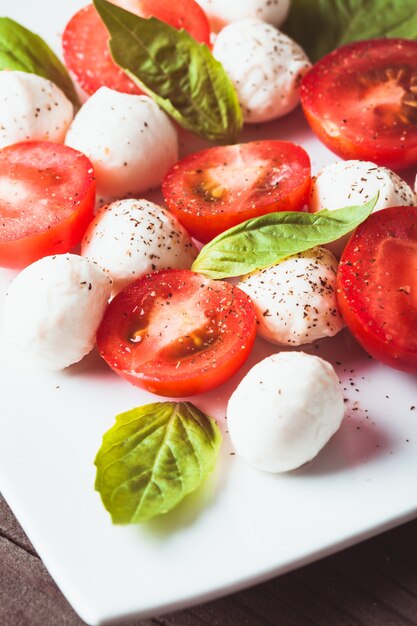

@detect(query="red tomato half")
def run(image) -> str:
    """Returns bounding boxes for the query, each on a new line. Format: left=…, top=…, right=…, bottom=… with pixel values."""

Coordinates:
left=337, top=206, right=417, bottom=373
left=301, top=39, right=417, bottom=169
left=0, top=142, right=95, bottom=269
left=97, top=269, right=257, bottom=397
left=62, top=1, right=211, bottom=96
left=162, top=141, right=311, bottom=242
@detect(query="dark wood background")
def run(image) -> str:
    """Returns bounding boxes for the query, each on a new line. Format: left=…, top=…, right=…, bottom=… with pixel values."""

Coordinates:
left=1, top=494, right=416, bottom=626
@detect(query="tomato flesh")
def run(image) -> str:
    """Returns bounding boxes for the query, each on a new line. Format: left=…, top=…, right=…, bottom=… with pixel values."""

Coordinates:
left=337, top=206, right=417, bottom=372
left=62, top=1, right=211, bottom=96
left=96, top=269, right=257, bottom=396
left=162, top=141, right=311, bottom=242
left=0, top=142, right=95, bottom=269
left=301, top=39, right=417, bottom=169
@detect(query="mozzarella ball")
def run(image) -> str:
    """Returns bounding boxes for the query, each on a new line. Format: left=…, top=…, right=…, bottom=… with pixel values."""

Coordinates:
left=197, top=0, right=290, bottom=31
left=3, top=254, right=112, bottom=370
left=81, top=198, right=198, bottom=293
left=0, top=71, right=73, bottom=148
left=213, top=20, right=311, bottom=123
left=227, top=351, right=345, bottom=473
left=310, top=160, right=416, bottom=256
left=65, top=87, right=178, bottom=198
left=237, top=247, right=343, bottom=346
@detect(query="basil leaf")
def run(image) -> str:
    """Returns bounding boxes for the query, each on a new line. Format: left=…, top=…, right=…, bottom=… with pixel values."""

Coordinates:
left=284, top=0, right=417, bottom=62
left=93, top=0, right=243, bottom=143
left=192, top=196, right=377, bottom=279
left=95, top=402, right=222, bottom=524
left=0, top=18, right=79, bottom=107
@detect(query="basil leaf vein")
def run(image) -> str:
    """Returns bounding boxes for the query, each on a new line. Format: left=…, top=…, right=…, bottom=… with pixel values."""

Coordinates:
left=93, top=0, right=243, bottom=143
left=0, top=17, right=79, bottom=107
left=95, top=402, right=222, bottom=524
left=192, top=196, right=377, bottom=279
left=284, top=0, right=417, bottom=62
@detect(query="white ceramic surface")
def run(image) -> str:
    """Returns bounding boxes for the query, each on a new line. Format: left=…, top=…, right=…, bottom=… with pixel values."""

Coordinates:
left=0, top=2, right=417, bottom=625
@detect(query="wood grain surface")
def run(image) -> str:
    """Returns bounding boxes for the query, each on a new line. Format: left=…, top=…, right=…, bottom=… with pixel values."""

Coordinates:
left=1, top=494, right=416, bottom=626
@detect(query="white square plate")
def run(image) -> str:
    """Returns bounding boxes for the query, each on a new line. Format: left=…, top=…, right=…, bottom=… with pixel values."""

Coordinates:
left=1, top=2, right=417, bottom=624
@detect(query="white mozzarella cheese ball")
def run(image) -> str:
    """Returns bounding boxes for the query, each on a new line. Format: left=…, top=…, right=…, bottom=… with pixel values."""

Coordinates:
left=310, top=160, right=416, bottom=256
left=197, top=0, right=290, bottom=31
left=213, top=19, right=311, bottom=123
left=65, top=87, right=178, bottom=198
left=237, top=247, right=343, bottom=346
left=227, top=351, right=345, bottom=473
left=3, top=254, right=112, bottom=370
left=81, top=198, right=198, bottom=293
left=0, top=71, right=73, bottom=148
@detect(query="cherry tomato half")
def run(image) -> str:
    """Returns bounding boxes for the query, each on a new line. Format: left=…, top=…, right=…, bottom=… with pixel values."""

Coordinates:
left=337, top=206, right=417, bottom=373
left=301, top=39, right=417, bottom=169
left=0, top=142, right=95, bottom=269
left=162, top=140, right=311, bottom=242
left=62, top=1, right=211, bottom=96
left=96, top=268, right=257, bottom=397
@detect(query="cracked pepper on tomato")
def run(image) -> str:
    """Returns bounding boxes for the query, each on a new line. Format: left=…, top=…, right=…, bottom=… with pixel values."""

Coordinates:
left=162, top=140, right=311, bottom=242
left=337, top=206, right=417, bottom=373
left=96, top=269, right=258, bottom=397
left=0, top=142, right=95, bottom=269
left=301, top=38, right=417, bottom=169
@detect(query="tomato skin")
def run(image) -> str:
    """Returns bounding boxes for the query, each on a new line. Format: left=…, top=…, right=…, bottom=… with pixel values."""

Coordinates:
left=301, top=39, right=417, bottom=169
left=162, top=141, right=311, bottom=243
left=337, top=206, right=417, bottom=373
left=0, top=142, right=95, bottom=269
left=96, top=269, right=257, bottom=397
left=62, top=2, right=211, bottom=96
left=134, top=0, right=211, bottom=45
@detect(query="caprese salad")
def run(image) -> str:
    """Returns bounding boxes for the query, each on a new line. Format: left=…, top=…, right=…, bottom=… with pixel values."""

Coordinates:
left=1, top=0, right=416, bottom=523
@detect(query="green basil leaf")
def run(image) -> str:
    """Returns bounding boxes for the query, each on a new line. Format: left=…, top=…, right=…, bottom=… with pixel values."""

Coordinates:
left=0, top=17, right=79, bottom=107
left=93, top=0, right=243, bottom=144
left=284, top=0, right=417, bottom=62
left=95, top=402, right=222, bottom=524
left=192, top=196, right=377, bottom=279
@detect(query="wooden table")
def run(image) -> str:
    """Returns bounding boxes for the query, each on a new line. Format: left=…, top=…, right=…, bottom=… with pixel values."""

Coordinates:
left=1, top=494, right=416, bottom=626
